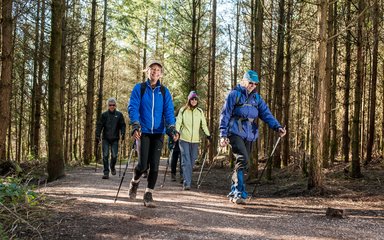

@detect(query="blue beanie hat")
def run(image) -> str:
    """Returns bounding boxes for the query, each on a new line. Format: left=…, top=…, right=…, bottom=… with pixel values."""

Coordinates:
left=243, top=70, right=259, bottom=83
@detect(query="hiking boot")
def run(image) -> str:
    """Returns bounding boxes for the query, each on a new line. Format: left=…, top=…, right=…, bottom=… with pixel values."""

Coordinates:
left=143, top=192, right=156, bottom=208
left=183, top=185, right=191, bottom=191
left=111, top=169, right=116, bottom=176
left=231, top=197, right=246, bottom=205
left=128, top=180, right=140, bottom=199
left=142, top=171, right=148, bottom=178
left=171, top=173, right=176, bottom=182
left=102, top=175, right=109, bottom=179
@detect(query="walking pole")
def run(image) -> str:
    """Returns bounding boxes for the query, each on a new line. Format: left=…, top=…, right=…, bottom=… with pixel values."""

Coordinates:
left=161, top=141, right=174, bottom=188
left=114, top=142, right=136, bottom=203
left=197, top=147, right=227, bottom=189
left=196, top=147, right=209, bottom=186
left=95, top=139, right=101, bottom=172
left=119, top=139, right=124, bottom=177
left=249, top=136, right=281, bottom=200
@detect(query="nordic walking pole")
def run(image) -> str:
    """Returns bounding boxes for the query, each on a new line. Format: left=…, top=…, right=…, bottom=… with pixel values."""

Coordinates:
left=161, top=140, right=174, bottom=188
left=114, top=142, right=136, bottom=203
left=95, top=139, right=101, bottom=172
left=197, top=147, right=225, bottom=189
left=119, top=139, right=124, bottom=177
left=249, top=136, right=281, bottom=199
left=196, top=146, right=209, bottom=186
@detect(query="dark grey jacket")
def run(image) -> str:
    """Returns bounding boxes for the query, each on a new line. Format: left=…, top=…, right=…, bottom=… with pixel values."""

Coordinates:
left=95, top=110, right=126, bottom=141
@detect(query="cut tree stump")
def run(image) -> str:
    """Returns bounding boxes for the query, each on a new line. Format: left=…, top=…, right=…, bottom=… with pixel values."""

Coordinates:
left=326, top=207, right=348, bottom=218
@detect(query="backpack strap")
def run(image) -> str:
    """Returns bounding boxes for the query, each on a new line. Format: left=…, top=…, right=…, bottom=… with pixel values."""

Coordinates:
left=140, top=82, right=166, bottom=102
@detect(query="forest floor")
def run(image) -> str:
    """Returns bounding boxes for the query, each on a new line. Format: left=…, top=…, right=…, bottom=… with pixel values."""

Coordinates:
left=15, top=157, right=384, bottom=239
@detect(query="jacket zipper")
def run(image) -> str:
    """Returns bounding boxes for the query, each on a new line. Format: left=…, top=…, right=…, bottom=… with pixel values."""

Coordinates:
left=191, top=109, right=194, bottom=142
left=151, top=88, right=155, bottom=133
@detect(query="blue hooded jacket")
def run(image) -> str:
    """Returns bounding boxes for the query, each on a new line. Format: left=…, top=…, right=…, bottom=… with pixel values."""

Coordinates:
left=219, top=84, right=282, bottom=141
left=128, top=79, right=175, bottom=134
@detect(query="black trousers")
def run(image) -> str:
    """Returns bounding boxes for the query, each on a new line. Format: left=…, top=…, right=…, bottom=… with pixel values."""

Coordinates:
left=133, top=133, right=164, bottom=189
left=229, top=135, right=252, bottom=171
left=170, top=140, right=183, bottom=176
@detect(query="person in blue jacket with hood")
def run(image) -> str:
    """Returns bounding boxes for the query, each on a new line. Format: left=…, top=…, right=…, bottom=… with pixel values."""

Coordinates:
left=219, top=70, right=286, bottom=204
left=128, top=60, right=179, bottom=208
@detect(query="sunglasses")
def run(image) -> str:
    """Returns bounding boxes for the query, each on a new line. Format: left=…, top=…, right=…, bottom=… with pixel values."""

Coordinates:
left=109, top=104, right=116, bottom=106
left=190, top=98, right=198, bottom=101
left=248, top=81, right=258, bottom=86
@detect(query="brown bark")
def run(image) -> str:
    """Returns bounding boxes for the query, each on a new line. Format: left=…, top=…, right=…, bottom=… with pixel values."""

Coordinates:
left=142, top=11, right=148, bottom=82
left=0, top=0, right=13, bottom=161
left=342, top=0, right=352, bottom=163
left=350, top=0, right=365, bottom=178
left=190, top=0, right=198, bottom=91
left=233, top=1, right=240, bottom=88
left=323, top=0, right=333, bottom=168
left=308, top=0, right=327, bottom=191
left=83, top=0, right=97, bottom=165
left=30, top=0, right=41, bottom=158
left=365, top=0, right=379, bottom=166
left=272, top=0, right=285, bottom=169
left=282, top=0, right=293, bottom=167
left=94, top=0, right=108, bottom=164
left=47, top=0, right=65, bottom=181
left=208, top=0, right=217, bottom=162
left=330, top=1, right=338, bottom=164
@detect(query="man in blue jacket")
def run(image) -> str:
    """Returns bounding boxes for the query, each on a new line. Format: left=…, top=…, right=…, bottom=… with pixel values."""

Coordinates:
left=128, top=60, right=179, bottom=208
left=219, top=70, right=286, bottom=204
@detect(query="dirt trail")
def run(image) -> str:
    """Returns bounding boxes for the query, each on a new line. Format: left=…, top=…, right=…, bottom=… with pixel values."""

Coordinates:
left=37, top=160, right=384, bottom=240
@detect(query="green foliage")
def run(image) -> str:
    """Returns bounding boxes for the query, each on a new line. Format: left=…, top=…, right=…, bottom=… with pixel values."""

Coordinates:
left=0, top=177, right=39, bottom=207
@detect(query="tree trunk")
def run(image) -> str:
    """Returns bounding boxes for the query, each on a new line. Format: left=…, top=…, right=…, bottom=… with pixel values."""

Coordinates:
left=47, top=0, right=65, bottom=181
left=272, top=0, right=285, bottom=169
left=342, top=0, right=352, bottom=163
left=365, top=0, right=378, bottom=166
left=249, top=0, right=263, bottom=179
left=250, top=0, right=255, bottom=69
left=350, top=0, right=365, bottom=178
left=61, top=0, right=68, bottom=162
left=30, top=0, right=41, bottom=158
left=208, top=0, right=217, bottom=162
left=233, top=1, right=240, bottom=88
left=95, top=0, right=108, bottom=164
left=254, top=0, right=263, bottom=73
left=308, top=0, right=327, bottom=191
left=330, top=0, right=338, bottom=164
left=0, top=0, right=13, bottom=161
left=142, top=11, right=148, bottom=82
left=190, top=0, right=198, bottom=91
left=83, top=0, right=97, bottom=165
left=17, top=29, right=28, bottom=163
left=282, top=0, right=293, bottom=167
left=323, top=0, right=333, bottom=168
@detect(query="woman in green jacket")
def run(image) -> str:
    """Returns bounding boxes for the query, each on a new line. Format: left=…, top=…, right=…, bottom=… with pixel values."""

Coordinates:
left=176, top=91, right=211, bottom=190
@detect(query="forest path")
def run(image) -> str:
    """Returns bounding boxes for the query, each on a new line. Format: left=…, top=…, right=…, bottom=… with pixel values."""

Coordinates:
left=38, top=160, right=384, bottom=240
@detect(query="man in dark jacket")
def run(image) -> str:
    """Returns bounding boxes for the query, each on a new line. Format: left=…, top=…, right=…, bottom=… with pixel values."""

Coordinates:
left=128, top=60, right=179, bottom=208
left=96, top=97, right=126, bottom=179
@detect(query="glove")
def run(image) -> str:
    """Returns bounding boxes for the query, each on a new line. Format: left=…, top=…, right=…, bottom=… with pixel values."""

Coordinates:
left=206, top=135, right=212, bottom=141
left=166, top=126, right=178, bottom=138
left=131, top=122, right=141, bottom=136
left=278, top=127, right=286, bottom=137
left=121, top=134, right=125, bottom=140
left=168, top=139, right=175, bottom=149
left=219, top=137, right=229, bottom=147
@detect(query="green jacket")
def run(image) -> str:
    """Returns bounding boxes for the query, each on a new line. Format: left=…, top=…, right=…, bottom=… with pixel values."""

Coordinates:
left=176, top=106, right=210, bottom=143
